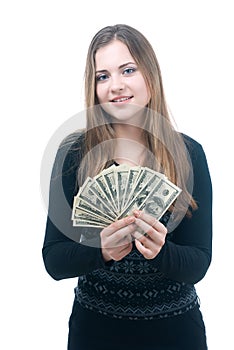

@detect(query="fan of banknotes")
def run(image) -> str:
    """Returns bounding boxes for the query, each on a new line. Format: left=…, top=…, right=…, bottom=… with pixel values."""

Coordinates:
left=72, top=164, right=182, bottom=228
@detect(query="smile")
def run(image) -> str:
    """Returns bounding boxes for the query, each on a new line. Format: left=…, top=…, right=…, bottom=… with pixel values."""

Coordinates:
left=111, top=96, right=133, bottom=103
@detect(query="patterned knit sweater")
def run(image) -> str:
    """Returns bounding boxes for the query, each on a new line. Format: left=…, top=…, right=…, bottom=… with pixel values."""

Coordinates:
left=43, top=132, right=212, bottom=320
left=75, top=245, right=198, bottom=320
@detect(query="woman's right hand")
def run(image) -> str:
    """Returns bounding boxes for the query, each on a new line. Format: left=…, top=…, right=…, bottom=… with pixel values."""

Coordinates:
left=100, top=216, right=136, bottom=262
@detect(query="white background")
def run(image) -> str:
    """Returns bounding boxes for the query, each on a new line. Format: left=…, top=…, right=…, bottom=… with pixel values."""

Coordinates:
left=1, top=1, right=233, bottom=349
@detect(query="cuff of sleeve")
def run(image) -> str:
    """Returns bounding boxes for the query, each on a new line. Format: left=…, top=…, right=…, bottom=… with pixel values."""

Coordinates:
left=98, top=248, right=115, bottom=268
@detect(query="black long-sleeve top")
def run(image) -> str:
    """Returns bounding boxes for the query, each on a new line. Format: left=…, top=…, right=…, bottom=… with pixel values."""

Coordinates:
left=42, top=132, right=212, bottom=320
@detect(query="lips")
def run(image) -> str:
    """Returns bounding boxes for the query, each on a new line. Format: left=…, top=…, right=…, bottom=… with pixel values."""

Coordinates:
left=111, top=96, right=133, bottom=103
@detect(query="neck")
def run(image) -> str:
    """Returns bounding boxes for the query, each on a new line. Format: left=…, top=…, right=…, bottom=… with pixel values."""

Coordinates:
left=114, top=136, right=147, bottom=167
left=113, top=123, right=145, bottom=143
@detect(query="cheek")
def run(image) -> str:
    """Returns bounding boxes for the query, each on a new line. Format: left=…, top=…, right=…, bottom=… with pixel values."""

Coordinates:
left=96, top=84, right=107, bottom=103
left=144, top=87, right=151, bottom=105
left=136, top=76, right=151, bottom=103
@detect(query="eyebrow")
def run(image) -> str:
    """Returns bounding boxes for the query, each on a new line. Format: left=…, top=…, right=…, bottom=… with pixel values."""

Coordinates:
left=95, top=61, right=136, bottom=74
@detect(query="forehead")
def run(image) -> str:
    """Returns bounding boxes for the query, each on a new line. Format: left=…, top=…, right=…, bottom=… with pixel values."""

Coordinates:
left=95, top=40, right=134, bottom=70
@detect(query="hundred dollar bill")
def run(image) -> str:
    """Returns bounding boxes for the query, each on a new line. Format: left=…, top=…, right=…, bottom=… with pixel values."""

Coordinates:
left=121, top=165, right=141, bottom=209
left=73, top=207, right=112, bottom=225
left=114, top=164, right=131, bottom=213
left=76, top=177, right=116, bottom=217
left=139, top=178, right=182, bottom=220
left=88, top=175, right=115, bottom=211
left=71, top=165, right=181, bottom=228
left=98, top=166, right=119, bottom=212
left=74, top=197, right=116, bottom=222
left=73, top=219, right=107, bottom=228
left=122, top=167, right=163, bottom=211
left=119, top=170, right=164, bottom=218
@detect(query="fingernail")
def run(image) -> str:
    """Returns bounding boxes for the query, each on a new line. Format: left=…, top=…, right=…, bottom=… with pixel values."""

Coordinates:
left=133, top=210, right=141, bottom=217
left=127, top=216, right=135, bottom=224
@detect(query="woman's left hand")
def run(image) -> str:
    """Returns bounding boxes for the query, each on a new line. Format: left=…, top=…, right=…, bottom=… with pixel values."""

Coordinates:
left=132, top=210, right=167, bottom=259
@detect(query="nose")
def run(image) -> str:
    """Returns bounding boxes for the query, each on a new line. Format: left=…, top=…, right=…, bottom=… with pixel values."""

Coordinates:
left=110, top=74, right=125, bottom=92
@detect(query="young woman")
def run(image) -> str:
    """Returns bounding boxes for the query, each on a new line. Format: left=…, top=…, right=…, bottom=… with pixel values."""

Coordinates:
left=42, top=24, right=212, bottom=349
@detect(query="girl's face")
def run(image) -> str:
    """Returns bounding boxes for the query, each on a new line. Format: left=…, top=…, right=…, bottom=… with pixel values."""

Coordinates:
left=95, top=40, right=151, bottom=124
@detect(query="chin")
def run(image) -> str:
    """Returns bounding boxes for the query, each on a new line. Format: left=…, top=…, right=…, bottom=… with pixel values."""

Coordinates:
left=101, top=102, right=146, bottom=126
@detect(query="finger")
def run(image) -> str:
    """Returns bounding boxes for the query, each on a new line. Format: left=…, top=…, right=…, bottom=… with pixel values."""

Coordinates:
left=117, top=226, right=136, bottom=245
left=103, top=223, right=136, bottom=248
left=131, top=229, right=146, bottom=240
left=133, top=210, right=167, bottom=234
left=119, top=241, right=132, bottom=253
left=134, top=238, right=156, bottom=259
left=133, top=218, right=165, bottom=247
left=113, top=242, right=133, bottom=261
left=132, top=230, right=155, bottom=249
left=135, top=219, right=155, bottom=239
left=102, top=216, right=135, bottom=237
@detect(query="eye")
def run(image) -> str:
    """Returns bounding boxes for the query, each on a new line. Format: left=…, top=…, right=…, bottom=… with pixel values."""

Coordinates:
left=123, top=67, right=137, bottom=75
left=96, top=73, right=109, bottom=82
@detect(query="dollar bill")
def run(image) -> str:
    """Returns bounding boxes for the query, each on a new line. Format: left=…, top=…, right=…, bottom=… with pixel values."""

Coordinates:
left=122, top=167, right=162, bottom=211
left=114, top=164, right=131, bottom=213
left=121, top=165, right=141, bottom=209
left=139, top=178, right=182, bottom=220
left=72, top=164, right=182, bottom=228
left=74, top=197, right=116, bottom=222
left=94, top=166, right=118, bottom=212
left=77, top=177, right=117, bottom=217
left=73, top=207, right=112, bottom=225
left=73, top=219, right=107, bottom=228
left=119, top=170, right=164, bottom=218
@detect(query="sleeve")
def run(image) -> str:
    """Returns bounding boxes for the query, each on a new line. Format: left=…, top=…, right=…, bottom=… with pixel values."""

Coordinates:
left=42, top=139, right=106, bottom=281
left=150, top=140, right=212, bottom=284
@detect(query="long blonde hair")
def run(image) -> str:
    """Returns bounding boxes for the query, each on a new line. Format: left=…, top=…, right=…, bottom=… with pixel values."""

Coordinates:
left=78, top=24, right=197, bottom=216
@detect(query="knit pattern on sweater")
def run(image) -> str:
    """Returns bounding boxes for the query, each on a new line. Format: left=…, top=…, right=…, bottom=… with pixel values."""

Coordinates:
left=75, top=246, right=198, bottom=320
